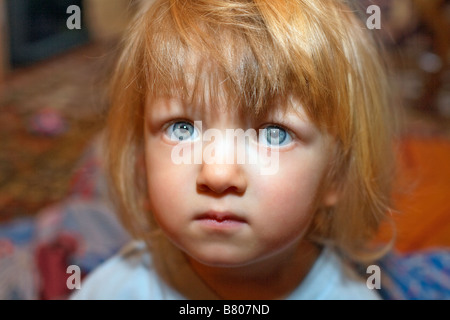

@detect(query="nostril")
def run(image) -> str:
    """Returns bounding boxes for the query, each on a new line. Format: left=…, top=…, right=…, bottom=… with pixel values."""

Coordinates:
left=197, top=183, right=244, bottom=195
left=197, top=183, right=210, bottom=193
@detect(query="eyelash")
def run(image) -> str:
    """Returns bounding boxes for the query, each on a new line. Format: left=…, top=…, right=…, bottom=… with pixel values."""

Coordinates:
left=163, top=120, right=294, bottom=147
left=258, top=125, right=293, bottom=147
left=165, top=120, right=199, bottom=142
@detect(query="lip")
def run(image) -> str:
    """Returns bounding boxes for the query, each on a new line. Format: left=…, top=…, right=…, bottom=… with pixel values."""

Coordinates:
left=194, top=210, right=247, bottom=228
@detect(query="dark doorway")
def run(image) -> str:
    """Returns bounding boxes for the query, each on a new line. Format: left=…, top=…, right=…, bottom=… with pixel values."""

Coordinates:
left=6, top=0, right=89, bottom=68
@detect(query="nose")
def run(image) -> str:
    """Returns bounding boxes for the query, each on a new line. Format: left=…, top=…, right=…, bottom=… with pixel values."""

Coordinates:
left=196, top=162, right=247, bottom=194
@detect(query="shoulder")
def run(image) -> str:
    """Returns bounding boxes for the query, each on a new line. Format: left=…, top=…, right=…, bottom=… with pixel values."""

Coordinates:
left=322, top=249, right=381, bottom=300
left=288, top=247, right=381, bottom=300
left=70, top=241, right=171, bottom=300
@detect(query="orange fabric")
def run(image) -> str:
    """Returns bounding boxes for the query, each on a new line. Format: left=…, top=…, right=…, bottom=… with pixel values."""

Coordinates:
left=377, top=136, right=450, bottom=253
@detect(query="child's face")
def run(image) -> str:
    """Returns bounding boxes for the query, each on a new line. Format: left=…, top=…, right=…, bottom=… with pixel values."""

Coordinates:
left=144, top=96, right=336, bottom=268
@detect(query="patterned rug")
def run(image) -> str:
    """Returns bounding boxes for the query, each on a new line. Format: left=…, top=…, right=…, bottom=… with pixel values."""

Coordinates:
left=0, top=43, right=115, bottom=223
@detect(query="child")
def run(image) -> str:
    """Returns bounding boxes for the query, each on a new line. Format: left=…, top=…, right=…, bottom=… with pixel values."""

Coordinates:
left=72, top=0, right=396, bottom=300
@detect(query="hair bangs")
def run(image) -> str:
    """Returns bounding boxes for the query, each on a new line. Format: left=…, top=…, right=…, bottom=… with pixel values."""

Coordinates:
left=136, top=0, right=373, bottom=138
left=139, top=0, right=316, bottom=118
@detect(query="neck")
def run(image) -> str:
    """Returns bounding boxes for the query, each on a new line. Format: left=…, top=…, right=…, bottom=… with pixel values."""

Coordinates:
left=187, top=241, right=321, bottom=300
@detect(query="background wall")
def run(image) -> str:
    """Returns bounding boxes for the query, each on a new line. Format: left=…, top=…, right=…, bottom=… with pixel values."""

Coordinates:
left=0, top=0, right=135, bottom=79
left=84, top=0, right=135, bottom=42
left=0, top=0, right=9, bottom=82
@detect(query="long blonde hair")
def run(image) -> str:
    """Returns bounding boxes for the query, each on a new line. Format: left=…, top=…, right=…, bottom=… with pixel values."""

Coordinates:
left=105, top=0, right=396, bottom=262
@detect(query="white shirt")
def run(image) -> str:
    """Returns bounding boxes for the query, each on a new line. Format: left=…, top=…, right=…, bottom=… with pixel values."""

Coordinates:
left=71, top=237, right=380, bottom=300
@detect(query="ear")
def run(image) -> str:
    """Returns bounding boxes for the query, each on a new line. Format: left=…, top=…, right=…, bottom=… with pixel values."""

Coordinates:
left=322, top=187, right=339, bottom=207
left=322, top=141, right=341, bottom=207
left=320, top=174, right=341, bottom=207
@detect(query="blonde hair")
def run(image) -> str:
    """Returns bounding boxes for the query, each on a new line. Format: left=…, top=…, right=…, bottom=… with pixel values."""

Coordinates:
left=105, top=0, right=396, bottom=262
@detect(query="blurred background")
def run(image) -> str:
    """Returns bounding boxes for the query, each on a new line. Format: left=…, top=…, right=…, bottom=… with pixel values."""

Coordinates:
left=0, top=0, right=449, bottom=300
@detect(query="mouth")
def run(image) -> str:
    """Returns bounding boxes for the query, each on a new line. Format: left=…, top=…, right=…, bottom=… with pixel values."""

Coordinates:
left=194, top=210, right=247, bottom=228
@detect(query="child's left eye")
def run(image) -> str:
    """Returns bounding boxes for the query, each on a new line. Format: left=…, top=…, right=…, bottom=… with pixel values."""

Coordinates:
left=259, top=125, right=292, bottom=147
left=166, top=121, right=199, bottom=141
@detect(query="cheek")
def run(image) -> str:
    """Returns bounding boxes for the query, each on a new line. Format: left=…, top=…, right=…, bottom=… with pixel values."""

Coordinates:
left=145, top=144, right=198, bottom=229
left=255, top=177, right=317, bottom=232
left=256, top=155, right=326, bottom=211
left=145, top=145, right=181, bottom=218
left=251, top=156, right=328, bottom=238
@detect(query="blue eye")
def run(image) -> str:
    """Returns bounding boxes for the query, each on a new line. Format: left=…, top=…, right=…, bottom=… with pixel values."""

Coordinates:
left=166, top=121, right=199, bottom=141
left=259, top=125, right=292, bottom=146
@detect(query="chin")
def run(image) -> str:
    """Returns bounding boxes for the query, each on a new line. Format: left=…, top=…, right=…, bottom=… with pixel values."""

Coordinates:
left=186, top=247, right=257, bottom=268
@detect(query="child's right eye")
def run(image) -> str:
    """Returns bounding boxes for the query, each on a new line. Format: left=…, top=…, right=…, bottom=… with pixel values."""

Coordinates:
left=165, top=121, right=199, bottom=141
